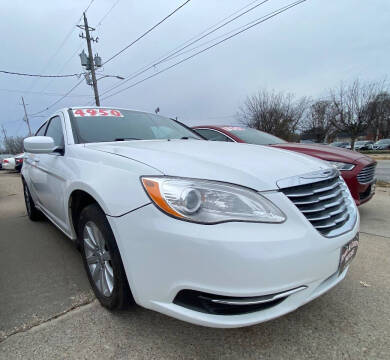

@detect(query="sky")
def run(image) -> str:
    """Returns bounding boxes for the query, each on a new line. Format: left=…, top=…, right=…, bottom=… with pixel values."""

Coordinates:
left=1, top=0, right=389, bottom=138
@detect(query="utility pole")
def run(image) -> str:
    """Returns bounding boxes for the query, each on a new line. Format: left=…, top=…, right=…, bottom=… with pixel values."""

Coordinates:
left=21, top=96, right=32, bottom=136
left=79, top=13, right=100, bottom=106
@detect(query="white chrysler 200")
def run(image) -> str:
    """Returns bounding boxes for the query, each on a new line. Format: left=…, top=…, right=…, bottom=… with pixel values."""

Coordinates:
left=22, top=107, right=359, bottom=328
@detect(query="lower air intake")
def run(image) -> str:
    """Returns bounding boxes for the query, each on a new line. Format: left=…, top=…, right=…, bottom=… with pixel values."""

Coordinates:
left=173, top=287, right=306, bottom=315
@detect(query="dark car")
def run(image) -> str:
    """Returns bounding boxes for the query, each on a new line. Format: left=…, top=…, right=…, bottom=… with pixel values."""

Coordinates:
left=193, top=126, right=377, bottom=206
left=373, top=139, right=390, bottom=150
left=15, top=154, right=24, bottom=172
left=330, top=141, right=350, bottom=149
left=354, top=141, right=374, bottom=151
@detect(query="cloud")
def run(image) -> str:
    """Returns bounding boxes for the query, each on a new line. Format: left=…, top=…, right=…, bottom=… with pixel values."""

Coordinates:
left=1, top=0, right=389, bottom=137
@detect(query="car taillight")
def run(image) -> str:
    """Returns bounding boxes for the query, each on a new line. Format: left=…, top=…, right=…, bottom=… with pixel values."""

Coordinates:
left=3, top=159, right=8, bottom=164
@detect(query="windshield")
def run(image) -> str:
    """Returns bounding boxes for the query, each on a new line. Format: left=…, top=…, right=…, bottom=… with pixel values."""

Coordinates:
left=224, top=127, right=286, bottom=145
left=68, top=108, right=201, bottom=143
left=376, top=139, right=390, bottom=144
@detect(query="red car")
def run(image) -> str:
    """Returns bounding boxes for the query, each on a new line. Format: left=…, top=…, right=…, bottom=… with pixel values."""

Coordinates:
left=192, top=126, right=376, bottom=206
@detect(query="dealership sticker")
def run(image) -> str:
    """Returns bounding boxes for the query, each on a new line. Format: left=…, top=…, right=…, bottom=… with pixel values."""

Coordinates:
left=72, top=109, right=124, bottom=117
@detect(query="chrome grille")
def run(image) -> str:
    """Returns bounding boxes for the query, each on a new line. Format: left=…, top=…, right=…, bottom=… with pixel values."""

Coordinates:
left=279, top=172, right=356, bottom=237
left=357, top=163, right=376, bottom=184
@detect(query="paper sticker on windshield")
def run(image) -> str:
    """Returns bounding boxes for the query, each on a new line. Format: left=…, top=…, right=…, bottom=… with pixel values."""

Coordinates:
left=222, top=126, right=244, bottom=131
left=72, top=109, right=124, bottom=117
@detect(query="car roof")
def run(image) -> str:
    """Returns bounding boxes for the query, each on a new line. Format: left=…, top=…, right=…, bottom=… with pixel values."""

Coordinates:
left=59, top=106, right=154, bottom=114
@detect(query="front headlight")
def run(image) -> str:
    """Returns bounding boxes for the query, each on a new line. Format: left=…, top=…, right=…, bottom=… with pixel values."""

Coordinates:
left=141, top=177, right=286, bottom=224
left=327, top=161, right=355, bottom=171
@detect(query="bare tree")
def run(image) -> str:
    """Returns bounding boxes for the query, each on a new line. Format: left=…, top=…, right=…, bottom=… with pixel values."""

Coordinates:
left=2, top=136, right=25, bottom=154
left=367, top=92, right=390, bottom=140
left=301, top=100, right=335, bottom=143
left=329, top=79, right=386, bottom=149
left=237, top=89, right=309, bottom=141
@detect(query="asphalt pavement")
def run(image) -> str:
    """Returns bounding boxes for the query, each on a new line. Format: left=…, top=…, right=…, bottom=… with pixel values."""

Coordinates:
left=376, top=160, right=390, bottom=182
left=0, top=171, right=389, bottom=359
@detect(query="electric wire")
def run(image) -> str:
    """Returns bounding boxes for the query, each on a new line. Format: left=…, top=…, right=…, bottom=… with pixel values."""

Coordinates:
left=99, top=0, right=270, bottom=97
left=39, top=0, right=118, bottom=94
left=0, top=88, right=90, bottom=97
left=26, top=0, right=96, bottom=92
left=30, top=78, right=85, bottom=116
left=100, top=0, right=307, bottom=102
left=103, top=0, right=192, bottom=66
left=0, top=70, right=82, bottom=78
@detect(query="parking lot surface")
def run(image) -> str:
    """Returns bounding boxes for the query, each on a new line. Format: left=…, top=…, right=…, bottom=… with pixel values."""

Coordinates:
left=376, top=160, right=390, bottom=182
left=0, top=171, right=389, bottom=359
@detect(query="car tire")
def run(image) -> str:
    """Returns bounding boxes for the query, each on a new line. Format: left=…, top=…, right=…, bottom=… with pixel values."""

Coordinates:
left=78, top=203, right=133, bottom=310
left=23, top=180, right=43, bottom=221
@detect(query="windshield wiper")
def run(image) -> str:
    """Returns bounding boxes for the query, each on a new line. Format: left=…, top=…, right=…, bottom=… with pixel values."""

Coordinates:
left=114, top=137, right=141, bottom=141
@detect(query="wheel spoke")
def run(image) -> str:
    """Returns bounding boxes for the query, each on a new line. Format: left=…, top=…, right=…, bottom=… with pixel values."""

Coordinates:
left=104, top=266, right=114, bottom=294
left=101, top=251, right=111, bottom=262
left=101, top=266, right=110, bottom=296
left=84, top=236, right=97, bottom=252
left=91, top=264, right=102, bottom=286
left=85, top=225, right=98, bottom=248
left=93, top=226, right=105, bottom=250
left=83, top=221, right=114, bottom=297
left=86, top=254, right=99, bottom=264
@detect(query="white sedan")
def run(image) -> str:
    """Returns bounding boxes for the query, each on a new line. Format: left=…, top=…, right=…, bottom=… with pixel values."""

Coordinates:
left=1, top=155, right=16, bottom=170
left=22, top=107, right=359, bottom=328
left=1, top=153, right=24, bottom=171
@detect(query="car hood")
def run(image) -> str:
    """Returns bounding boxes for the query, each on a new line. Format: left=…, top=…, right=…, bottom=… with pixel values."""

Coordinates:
left=86, top=140, right=331, bottom=191
left=271, top=143, right=369, bottom=164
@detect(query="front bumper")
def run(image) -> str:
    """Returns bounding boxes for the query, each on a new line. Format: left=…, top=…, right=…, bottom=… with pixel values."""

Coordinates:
left=342, top=157, right=376, bottom=206
left=108, top=192, right=359, bottom=328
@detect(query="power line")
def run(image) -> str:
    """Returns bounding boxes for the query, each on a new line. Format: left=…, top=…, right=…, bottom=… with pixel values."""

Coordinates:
left=103, top=0, right=192, bottom=66
left=26, top=0, right=97, bottom=92
left=84, top=0, right=96, bottom=13
left=37, top=1, right=120, bottom=99
left=23, top=0, right=99, bottom=116
left=37, top=44, right=84, bottom=94
left=0, top=88, right=90, bottom=97
left=30, top=78, right=85, bottom=116
left=97, top=0, right=121, bottom=27
left=150, top=5, right=288, bottom=68
left=146, top=0, right=270, bottom=69
left=99, top=0, right=270, bottom=97
left=38, top=2, right=104, bottom=93
left=100, top=0, right=307, bottom=102
left=0, top=70, right=82, bottom=78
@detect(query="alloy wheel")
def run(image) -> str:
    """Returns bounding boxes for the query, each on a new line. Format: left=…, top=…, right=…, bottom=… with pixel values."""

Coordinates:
left=83, top=221, right=114, bottom=297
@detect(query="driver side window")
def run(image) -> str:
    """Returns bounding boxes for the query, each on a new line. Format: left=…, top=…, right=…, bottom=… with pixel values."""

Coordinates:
left=35, top=122, right=47, bottom=136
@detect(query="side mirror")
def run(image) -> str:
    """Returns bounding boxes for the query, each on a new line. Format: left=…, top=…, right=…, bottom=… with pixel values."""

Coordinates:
left=24, top=136, right=56, bottom=154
